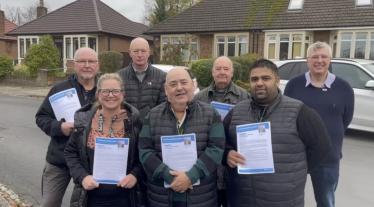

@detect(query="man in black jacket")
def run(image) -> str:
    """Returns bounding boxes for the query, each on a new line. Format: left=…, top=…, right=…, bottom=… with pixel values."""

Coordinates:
left=139, top=67, right=225, bottom=207
left=35, top=47, right=99, bottom=207
left=118, top=37, right=167, bottom=120
left=223, top=59, right=332, bottom=207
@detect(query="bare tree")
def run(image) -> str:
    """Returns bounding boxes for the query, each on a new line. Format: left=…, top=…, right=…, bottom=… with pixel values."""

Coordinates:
left=4, top=1, right=50, bottom=26
left=4, top=5, right=22, bottom=25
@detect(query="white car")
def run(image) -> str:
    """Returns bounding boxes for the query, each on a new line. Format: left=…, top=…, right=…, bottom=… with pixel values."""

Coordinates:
left=273, top=58, right=374, bottom=133
left=153, top=64, right=200, bottom=95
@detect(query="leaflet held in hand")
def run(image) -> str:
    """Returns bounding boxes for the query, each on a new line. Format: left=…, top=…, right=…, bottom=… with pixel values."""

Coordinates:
left=161, top=133, right=200, bottom=188
left=93, top=137, right=129, bottom=184
left=236, top=122, right=275, bottom=174
left=210, top=101, right=235, bottom=120
left=49, top=88, right=81, bottom=123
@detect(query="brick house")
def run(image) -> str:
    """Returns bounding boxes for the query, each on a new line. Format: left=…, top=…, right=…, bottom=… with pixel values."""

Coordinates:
left=6, top=0, right=152, bottom=70
left=0, top=6, right=18, bottom=61
left=144, top=0, right=374, bottom=62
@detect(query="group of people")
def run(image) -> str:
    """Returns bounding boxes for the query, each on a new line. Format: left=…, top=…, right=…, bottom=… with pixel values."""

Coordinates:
left=35, top=37, right=354, bottom=207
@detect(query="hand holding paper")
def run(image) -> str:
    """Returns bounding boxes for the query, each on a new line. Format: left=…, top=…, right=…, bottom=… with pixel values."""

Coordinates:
left=118, top=174, right=137, bottom=189
left=82, top=175, right=99, bottom=190
left=227, top=150, right=246, bottom=168
left=61, top=122, right=74, bottom=136
left=169, top=171, right=193, bottom=193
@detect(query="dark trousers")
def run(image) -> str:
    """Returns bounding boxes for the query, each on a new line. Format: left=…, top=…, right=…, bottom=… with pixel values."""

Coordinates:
left=41, top=162, right=71, bottom=207
left=217, top=189, right=228, bottom=207
left=172, top=201, right=187, bottom=207
left=310, top=166, right=340, bottom=207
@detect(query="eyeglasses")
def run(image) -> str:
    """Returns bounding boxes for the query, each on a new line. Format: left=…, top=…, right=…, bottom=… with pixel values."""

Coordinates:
left=75, top=60, right=98, bottom=66
left=308, top=55, right=331, bottom=61
left=99, top=89, right=123, bottom=96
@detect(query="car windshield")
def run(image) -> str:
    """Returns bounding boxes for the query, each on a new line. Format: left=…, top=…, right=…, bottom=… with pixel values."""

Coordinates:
left=362, top=63, right=374, bottom=74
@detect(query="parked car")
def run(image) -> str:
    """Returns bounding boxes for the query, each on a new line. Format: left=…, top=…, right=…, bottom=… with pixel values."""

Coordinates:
left=152, top=64, right=200, bottom=95
left=273, top=58, right=374, bottom=133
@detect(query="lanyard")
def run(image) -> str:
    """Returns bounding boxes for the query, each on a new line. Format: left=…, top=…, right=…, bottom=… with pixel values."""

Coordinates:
left=99, top=114, right=117, bottom=138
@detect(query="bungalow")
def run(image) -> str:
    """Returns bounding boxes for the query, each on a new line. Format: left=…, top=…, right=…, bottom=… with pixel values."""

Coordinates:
left=144, top=0, right=374, bottom=62
left=6, top=0, right=153, bottom=69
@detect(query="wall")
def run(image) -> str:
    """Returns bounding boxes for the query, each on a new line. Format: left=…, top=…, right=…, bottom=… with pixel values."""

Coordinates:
left=313, top=31, right=331, bottom=44
left=0, top=40, right=18, bottom=60
left=198, top=34, right=214, bottom=59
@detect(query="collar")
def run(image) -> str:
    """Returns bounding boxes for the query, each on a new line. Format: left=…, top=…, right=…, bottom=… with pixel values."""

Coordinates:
left=305, top=71, right=336, bottom=88
left=208, top=81, right=239, bottom=95
left=171, top=107, right=188, bottom=126
left=132, top=63, right=148, bottom=73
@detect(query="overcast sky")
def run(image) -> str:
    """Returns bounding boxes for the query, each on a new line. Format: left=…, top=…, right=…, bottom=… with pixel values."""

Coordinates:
left=0, top=0, right=145, bottom=24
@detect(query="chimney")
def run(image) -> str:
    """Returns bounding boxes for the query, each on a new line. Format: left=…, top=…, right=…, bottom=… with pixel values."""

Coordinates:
left=37, top=0, right=48, bottom=18
left=0, top=4, right=5, bottom=37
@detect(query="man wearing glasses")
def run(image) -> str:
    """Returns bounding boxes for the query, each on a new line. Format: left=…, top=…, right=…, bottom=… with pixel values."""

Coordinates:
left=35, top=47, right=99, bottom=207
left=118, top=37, right=167, bottom=120
left=284, top=42, right=354, bottom=207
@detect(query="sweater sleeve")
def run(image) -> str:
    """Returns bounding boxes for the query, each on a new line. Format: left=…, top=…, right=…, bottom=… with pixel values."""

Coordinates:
left=343, top=85, right=354, bottom=130
left=138, top=113, right=174, bottom=184
left=297, top=104, right=332, bottom=173
left=185, top=109, right=226, bottom=184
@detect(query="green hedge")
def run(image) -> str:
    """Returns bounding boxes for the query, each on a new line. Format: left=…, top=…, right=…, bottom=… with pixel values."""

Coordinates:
left=229, top=53, right=262, bottom=82
left=98, top=51, right=123, bottom=73
left=0, top=54, right=14, bottom=77
left=24, top=35, right=60, bottom=77
left=191, top=58, right=243, bottom=88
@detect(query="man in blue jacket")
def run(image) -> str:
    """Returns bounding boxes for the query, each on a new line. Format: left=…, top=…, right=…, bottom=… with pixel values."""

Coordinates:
left=284, top=41, right=354, bottom=207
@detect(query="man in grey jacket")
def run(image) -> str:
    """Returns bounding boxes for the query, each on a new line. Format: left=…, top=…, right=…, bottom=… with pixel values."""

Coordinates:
left=195, top=56, right=250, bottom=207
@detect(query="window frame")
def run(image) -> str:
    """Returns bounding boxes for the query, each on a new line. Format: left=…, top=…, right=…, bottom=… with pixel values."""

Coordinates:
left=63, top=35, right=98, bottom=61
left=264, top=31, right=312, bottom=61
left=17, top=36, right=40, bottom=61
left=356, top=0, right=373, bottom=7
left=288, top=0, right=305, bottom=11
left=336, top=30, right=374, bottom=59
left=160, top=35, right=199, bottom=61
left=213, top=33, right=249, bottom=57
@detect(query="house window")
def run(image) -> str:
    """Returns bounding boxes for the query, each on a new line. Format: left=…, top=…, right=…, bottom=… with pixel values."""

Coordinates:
left=214, top=34, right=248, bottom=57
left=354, top=33, right=367, bottom=59
left=18, top=36, right=40, bottom=59
left=288, top=0, right=304, bottom=11
left=217, top=36, right=225, bottom=56
left=267, top=35, right=276, bottom=60
left=356, top=0, right=373, bottom=7
left=370, top=33, right=374, bottom=60
left=238, top=36, right=247, bottom=56
left=340, top=33, right=352, bottom=58
left=292, top=34, right=302, bottom=58
left=64, top=35, right=98, bottom=60
left=161, top=35, right=198, bottom=61
left=305, top=36, right=310, bottom=58
left=279, top=35, right=290, bottom=60
left=332, top=35, right=338, bottom=58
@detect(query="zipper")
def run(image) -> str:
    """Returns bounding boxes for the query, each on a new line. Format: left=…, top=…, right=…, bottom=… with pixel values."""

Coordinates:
left=259, top=106, right=268, bottom=122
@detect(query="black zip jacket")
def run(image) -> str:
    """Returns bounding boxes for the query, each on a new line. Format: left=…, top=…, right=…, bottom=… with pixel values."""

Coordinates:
left=64, top=102, right=147, bottom=207
left=35, top=74, right=97, bottom=167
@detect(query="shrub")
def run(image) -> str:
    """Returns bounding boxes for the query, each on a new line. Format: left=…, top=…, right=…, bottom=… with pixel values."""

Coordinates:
left=230, top=53, right=262, bottom=82
left=24, top=35, right=60, bottom=77
left=0, top=54, right=14, bottom=77
left=191, top=58, right=243, bottom=88
left=98, top=51, right=123, bottom=73
left=235, top=80, right=251, bottom=92
left=13, top=64, right=30, bottom=77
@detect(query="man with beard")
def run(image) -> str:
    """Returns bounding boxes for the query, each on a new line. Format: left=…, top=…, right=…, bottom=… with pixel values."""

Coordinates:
left=139, top=67, right=225, bottom=207
left=118, top=37, right=167, bottom=120
left=195, top=56, right=249, bottom=207
left=35, top=47, right=99, bottom=207
left=223, top=59, right=332, bottom=207
left=284, top=42, right=354, bottom=207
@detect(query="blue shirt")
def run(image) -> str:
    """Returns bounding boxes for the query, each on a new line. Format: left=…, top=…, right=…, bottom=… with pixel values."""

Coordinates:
left=305, top=71, right=336, bottom=88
